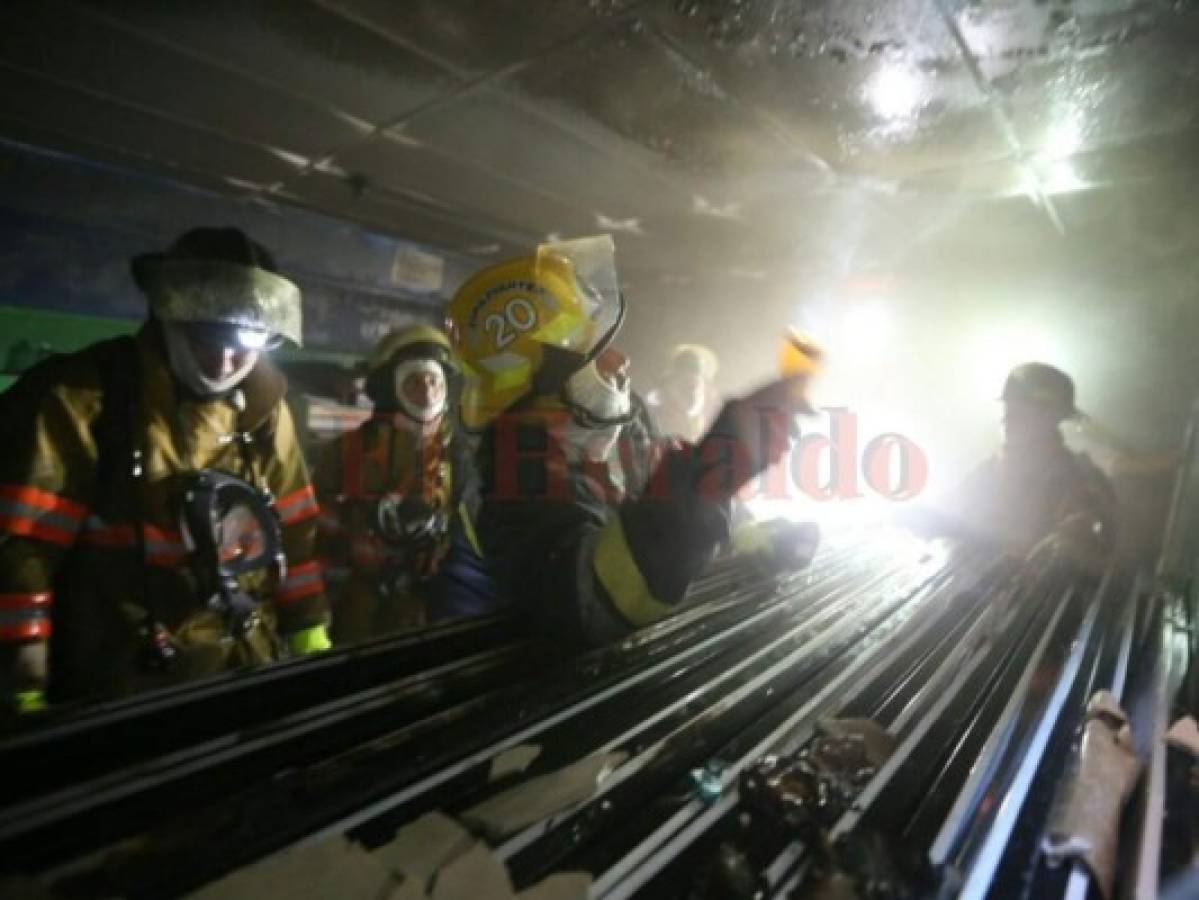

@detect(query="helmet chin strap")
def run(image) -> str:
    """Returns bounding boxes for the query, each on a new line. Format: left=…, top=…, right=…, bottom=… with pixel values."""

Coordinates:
left=561, top=362, right=631, bottom=463
left=162, top=322, right=258, bottom=399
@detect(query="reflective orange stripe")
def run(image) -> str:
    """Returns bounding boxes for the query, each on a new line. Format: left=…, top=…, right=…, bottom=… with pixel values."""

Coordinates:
left=276, top=560, right=324, bottom=604
left=145, top=524, right=185, bottom=545
left=277, top=487, right=313, bottom=507
left=78, top=519, right=188, bottom=566
left=277, top=486, right=320, bottom=525
left=0, top=592, right=52, bottom=609
left=277, top=582, right=323, bottom=603
left=0, top=485, right=86, bottom=521
left=0, top=592, right=52, bottom=641
left=285, top=561, right=322, bottom=579
left=0, top=485, right=86, bottom=546
left=0, top=514, right=76, bottom=547
left=0, top=620, right=51, bottom=641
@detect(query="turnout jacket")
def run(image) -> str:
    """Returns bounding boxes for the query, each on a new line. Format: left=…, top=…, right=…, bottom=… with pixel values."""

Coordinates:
left=0, top=326, right=327, bottom=701
left=474, top=393, right=729, bottom=644
left=314, top=413, right=477, bottom=641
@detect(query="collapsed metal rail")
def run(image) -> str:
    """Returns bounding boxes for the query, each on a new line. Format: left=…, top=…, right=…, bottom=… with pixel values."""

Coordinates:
left=0, top=530, right=1174, bottom=899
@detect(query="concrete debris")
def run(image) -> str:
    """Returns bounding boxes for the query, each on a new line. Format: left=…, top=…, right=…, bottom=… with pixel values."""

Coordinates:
left=374, top=811, right=474, bottom=890
left=185, top=836, right=397, bottom=900
left=490, top=744, right=543, bottom=782
left=463, top=751, right=628, bottom=840
left=517, top=872, right=592, bottom=900
left=429, top=841, right=514, bottom=900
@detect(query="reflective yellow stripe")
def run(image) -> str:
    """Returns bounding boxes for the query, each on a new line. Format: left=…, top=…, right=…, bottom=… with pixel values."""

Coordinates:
left=15, top=689, right=47, bottom=714
left=537, top=306, right=587, bottom=347
left=286, top=624, right=331, bottom=655
left=458, top=500, right=483, bottom=558
left=489, top=358, right=532, bottom=393
left=731, top=521, right=771, bottom=555
left=593, top=517, right=674, bottom=628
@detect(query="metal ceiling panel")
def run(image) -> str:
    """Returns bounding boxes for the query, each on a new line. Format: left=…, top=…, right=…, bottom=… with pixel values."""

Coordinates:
left=0, top=1, right=367, bottom=158
left=314, top=0, right=641, bottom=78
left=331, top=129, right=594, bottom=241
left=75, top=0, right=463, bottom=128
left=390, top=83, right=683, bottom=221
left=645, top=2, right=1012, bottom=180
left=0, top=0, right=1192, bottom=330
left=514, top=15, right=821, bottom=178
left=0, top=66, right=296, bottom=190
left=278, top=169, right=532, bottom=259
left=996, top=20, right=1199, bottom=161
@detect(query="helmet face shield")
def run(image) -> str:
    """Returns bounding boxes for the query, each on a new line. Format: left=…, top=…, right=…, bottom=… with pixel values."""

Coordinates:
left=535, top=235, right=621, bottom=357
left=136, top=258, right=303, bottom=347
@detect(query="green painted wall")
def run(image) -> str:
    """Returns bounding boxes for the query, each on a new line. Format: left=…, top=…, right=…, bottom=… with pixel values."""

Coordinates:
left=0, top=306, right=137, bottom=391
left=0, top=305, right=360, bottom=392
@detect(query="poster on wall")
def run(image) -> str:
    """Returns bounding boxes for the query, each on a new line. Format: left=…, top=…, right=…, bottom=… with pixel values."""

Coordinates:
left=390, top=245, right=445, bottom=295
left=301, top=280, right=439, bottom=352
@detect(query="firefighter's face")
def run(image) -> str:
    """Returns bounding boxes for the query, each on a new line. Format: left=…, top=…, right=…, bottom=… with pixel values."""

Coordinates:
left=400, top=367, right=446, bottom=411
left=186, top=333, right=259, bottom=382
left=1002, top=399, right=1060, bottom=448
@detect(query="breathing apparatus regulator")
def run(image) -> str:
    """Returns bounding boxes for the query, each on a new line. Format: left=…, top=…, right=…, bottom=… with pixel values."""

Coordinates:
left=374, top=494, right=448, bottom=550
left=128, top=465, right=286, bottom=672
left=369, top=492, right=450, bottom=599
left=181, top=469, right=286, bottom=637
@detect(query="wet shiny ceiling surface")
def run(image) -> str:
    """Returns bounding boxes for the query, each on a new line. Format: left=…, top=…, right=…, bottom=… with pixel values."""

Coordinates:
left=0, top=0, right=1196, bottom=313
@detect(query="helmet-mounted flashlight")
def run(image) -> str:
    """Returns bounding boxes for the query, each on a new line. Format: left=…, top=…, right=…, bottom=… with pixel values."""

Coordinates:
left=183, top=322, right=284, bottom=352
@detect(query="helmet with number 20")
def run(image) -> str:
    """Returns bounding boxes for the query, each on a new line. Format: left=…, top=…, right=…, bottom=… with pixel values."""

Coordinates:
left=449, top=235, right=623, bottom=430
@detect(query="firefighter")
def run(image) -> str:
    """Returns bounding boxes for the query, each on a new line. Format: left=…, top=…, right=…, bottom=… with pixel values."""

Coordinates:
left=0, top=227, right=330, bottom=715
left=646, top=343, right=722, bottom=442
left=315, top=324, right=496, bottom=643
left=448, top=236, right=820, bottom=644
left=942, top=362, right=1116, bottom=566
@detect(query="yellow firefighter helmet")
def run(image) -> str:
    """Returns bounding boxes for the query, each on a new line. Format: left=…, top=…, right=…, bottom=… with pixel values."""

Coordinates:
left=367, top=323, right=456, bottom=373
left=448, top=236, right=623, bottom=429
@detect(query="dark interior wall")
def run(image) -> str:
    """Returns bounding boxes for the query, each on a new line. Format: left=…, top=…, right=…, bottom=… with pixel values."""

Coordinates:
left=0, top=139, right=478, bottom=369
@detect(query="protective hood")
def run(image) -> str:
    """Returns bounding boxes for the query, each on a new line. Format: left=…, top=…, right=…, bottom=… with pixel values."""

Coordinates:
left=561, top=360, right=632, bottom=462
left=564, top=359, right=632, bottom=425
left=393, top=358, right=448, bottom=423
